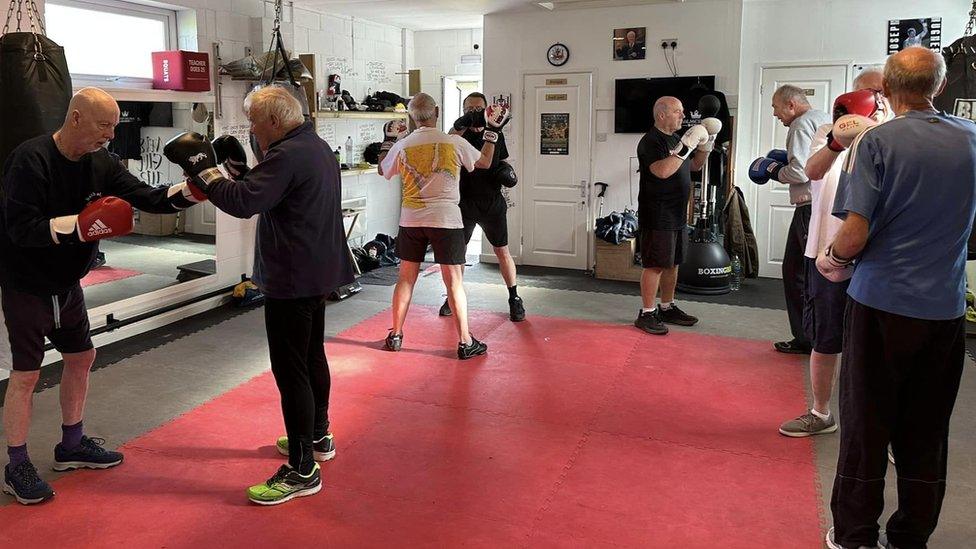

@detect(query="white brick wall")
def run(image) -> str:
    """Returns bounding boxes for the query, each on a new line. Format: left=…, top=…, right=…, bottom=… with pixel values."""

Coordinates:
left=413, top=27, right=483, bottom=99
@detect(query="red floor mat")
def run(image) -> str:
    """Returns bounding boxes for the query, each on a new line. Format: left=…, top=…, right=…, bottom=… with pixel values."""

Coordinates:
left=0, top=310, right=824, bottom=548
left=80, top=267, right=142, bottom=288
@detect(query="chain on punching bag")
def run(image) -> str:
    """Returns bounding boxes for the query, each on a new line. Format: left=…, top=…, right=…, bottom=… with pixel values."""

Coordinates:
left=0, top=0, right=72, bottom=174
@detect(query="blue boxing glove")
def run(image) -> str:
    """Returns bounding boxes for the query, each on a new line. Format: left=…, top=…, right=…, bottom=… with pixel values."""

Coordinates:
left=766, top=149, right=788, bottom=164
left=748, top=156, right=784, bottom=185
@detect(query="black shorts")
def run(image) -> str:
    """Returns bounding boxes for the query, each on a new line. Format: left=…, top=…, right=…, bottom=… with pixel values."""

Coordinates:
left=396, top=226, right=467, bottom=265
left=802, top=258, right=849, bottom=354
left=1, top=285, right=93, bottom=372
left=638, top=227, right=685, bottom=268
left=460, top=194, right=509, bottom=247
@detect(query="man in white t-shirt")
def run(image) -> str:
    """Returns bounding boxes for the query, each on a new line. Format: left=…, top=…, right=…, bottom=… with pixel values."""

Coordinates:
left=378, top=92, right=510, bottom=359
left=778, top=69, right=890, bottom=437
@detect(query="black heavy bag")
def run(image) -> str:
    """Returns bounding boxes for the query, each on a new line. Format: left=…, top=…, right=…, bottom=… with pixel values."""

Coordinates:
left=935, top=5, right=976, bottom=257
left=0, top=32, right=72, bottom=173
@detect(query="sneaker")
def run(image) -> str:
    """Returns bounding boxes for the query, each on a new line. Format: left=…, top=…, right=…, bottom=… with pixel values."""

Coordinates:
left=773, top=339, right=812, bottom=354
left=658, top=304, right=698, bottom=326
left=825, top=527, right=885, bottom=549
left=276, top=433, right=336, bottom=462
left=439, top=298, right=452, bottom=317
left=509, top=296, right=526, bottom=322
left=458, top=336, right=488, bottom=360
left=247, top=463, right=321, bottom=506
left=3, top=461, right=54, bottom=505
left=634, top=309, right=668, bottom=335
left=385, top=331, right=403, bottom=352
left=779, top=411, right=837, bottom=437
left=53, top=436, right=123, bottom=471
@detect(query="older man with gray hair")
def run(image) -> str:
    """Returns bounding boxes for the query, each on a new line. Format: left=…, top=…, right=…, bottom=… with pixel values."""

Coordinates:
left=749, top=84, right=831, bottom=355
left=378, top=92, right=508, bottom=359
left=820, top=47, right=976, bottom=549
left=165, top=85, right=354, bottom=506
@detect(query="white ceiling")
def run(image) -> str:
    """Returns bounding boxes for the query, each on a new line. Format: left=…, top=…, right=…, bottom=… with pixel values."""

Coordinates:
left=294, top=0, right=682, bottom=31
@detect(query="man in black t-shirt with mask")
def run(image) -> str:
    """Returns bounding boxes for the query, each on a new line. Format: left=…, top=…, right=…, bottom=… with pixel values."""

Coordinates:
left=440, top=92, right=525, bottom=322
left=633, top=96, right=712, bottom=335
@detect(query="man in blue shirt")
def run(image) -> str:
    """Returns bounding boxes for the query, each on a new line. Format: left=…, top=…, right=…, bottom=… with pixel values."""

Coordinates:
left=819, top=47, right=976, bottom=548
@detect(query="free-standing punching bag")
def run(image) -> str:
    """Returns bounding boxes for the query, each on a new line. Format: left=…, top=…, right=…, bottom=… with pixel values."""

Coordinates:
left=0, top=2, right=72, bottom=173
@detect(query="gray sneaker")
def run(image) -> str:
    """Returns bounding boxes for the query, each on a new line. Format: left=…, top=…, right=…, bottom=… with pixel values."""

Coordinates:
left=779, top=410, right=837, bottom=437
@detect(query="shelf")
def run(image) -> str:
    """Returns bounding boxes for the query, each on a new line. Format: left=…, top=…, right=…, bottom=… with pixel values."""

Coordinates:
left=341, top=167, right=379, bottom=177
left=75, top=86, right=214, bottom=104
left=315, top=111, right=408, bottom=120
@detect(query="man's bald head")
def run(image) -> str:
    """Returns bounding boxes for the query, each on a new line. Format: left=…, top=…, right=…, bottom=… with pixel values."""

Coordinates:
left=653, top=96, right=685, bottom=134
left=56, top=87, right=120, bottom=159
left=884, top=46, right=947, bottom=101
left=65, top=87, right=119, bottom=125
left=653, top=96, right=680, bottom=119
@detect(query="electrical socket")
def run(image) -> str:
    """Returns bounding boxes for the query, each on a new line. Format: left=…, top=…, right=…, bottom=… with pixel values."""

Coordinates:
left=660, top=38, right=678, bottom=49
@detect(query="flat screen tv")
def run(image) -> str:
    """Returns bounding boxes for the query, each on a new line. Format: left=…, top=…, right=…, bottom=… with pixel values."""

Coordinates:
left=615, top=76, right=716, bottom=133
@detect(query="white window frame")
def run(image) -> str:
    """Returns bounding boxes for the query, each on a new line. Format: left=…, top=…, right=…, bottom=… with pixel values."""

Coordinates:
left=47, top=0, right=178, bottom=86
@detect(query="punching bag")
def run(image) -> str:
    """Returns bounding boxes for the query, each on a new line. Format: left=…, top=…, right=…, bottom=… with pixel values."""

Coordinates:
left=0, top=4, right=73, bottom=173
left=935, top=5, right=976, bottom=257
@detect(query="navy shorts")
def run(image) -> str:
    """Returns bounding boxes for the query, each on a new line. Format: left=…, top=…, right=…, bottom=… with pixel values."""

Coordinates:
left=638, top=227, right=685, bottom=269
left=1, top=285, right=93, bottom=371
left=802, top=258, right=849, bottom=354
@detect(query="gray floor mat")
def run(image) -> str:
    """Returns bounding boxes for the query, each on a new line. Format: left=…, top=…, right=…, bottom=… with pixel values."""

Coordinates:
left=114, top=233, right=216, bottom=255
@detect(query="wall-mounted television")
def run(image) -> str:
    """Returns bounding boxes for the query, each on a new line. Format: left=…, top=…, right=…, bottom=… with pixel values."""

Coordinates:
left=615, top=76, right=716, bottom=133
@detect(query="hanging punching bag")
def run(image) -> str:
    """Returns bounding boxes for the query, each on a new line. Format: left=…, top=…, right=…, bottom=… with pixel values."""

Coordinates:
left=0, top=4, right=73, bottom=173
left=934, top=4, right=976, bottom=257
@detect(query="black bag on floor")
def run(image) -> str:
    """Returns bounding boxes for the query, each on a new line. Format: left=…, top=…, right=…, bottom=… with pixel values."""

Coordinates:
left=0, top=12, right=72, bottom=174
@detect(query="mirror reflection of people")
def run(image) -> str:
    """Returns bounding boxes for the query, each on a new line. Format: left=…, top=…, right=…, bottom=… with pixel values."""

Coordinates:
left=615, top=29, right=645, bottom=60
left=1, top=87, right=206, bottom=505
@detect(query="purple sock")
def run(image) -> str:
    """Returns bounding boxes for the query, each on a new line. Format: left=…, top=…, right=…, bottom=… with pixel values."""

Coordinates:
left=62, top=421, right=84, bottom=450
left=7, top=445, right=28, bottom=468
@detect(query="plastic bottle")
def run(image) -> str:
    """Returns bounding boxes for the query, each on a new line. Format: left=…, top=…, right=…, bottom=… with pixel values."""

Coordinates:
left=345, top=136, right=354, bottom=165
left=730, top=255, right=742, bottom=291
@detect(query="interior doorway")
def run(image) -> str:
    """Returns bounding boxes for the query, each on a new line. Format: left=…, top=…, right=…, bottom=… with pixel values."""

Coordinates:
left=442, top=76, right=483, bottom=133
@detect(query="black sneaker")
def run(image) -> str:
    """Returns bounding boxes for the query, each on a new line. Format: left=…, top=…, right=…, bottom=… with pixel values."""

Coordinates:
left=3, top=461, right=55, bottom=505
left=385, top=331, right=403, bottom=352
left=658, top=304, right=698, bottom=326
left=439, top=298, right=452, bottom=317
left=509, top=296, right=526, bottom=322
left=634, top=309, right=668, bottom=335
left=773, top=339, right=812, bottom=355
left=458, top=336, right=488, bottom=360
left=53, top=436, right=123, bottom=471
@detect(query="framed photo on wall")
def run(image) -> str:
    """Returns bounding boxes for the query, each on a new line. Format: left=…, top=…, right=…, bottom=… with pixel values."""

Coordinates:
left=887, top=18, right=941, bottom=54
left=613, top=27, right=646, bottom=61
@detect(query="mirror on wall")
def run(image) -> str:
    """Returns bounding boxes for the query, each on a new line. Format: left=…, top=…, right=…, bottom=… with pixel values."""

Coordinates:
left=84, top=100, right=217, bottom=309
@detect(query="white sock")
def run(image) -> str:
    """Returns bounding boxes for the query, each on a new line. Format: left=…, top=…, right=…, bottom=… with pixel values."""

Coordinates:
left=811, top=408, right=830, bottom=421
left=660, top=301, right=674, bottom=310
left=641, top=307, right=655, bottom=314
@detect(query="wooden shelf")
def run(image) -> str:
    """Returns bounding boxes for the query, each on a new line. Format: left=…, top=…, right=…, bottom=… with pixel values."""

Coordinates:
left=341, top=167, right=379, bottom=176
left=75, top=86, right=214, bottom=104
left=314, top=111, right=407, bottom=120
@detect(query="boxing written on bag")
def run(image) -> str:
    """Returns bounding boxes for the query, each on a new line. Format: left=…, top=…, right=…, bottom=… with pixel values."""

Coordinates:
left=0, top=2, right=72, bottom=173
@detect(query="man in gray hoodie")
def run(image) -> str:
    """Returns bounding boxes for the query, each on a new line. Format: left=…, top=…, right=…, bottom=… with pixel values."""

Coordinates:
left=749, top=85, right=830, bottom=354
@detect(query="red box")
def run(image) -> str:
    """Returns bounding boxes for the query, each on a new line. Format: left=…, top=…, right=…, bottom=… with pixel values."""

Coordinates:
left=152, top=51, right=211, bottom=92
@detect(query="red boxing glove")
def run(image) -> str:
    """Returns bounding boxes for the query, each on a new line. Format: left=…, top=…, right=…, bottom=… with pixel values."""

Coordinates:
left=832, top=89, right=881, bottom=122
left=51, top=197, right=134, bottom=244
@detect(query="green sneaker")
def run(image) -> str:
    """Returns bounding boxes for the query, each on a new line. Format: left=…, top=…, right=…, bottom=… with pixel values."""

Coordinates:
left=276, top=433, right=336, bottom=462
left=247, top=463, right=321, bottom=506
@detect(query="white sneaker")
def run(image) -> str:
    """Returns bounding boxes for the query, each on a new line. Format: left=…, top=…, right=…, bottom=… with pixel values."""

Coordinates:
left=825, top=527, right=885, bottom=549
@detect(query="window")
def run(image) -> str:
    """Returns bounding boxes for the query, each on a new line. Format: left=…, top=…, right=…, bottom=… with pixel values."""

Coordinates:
left=45, top=0, right=176, bottom=80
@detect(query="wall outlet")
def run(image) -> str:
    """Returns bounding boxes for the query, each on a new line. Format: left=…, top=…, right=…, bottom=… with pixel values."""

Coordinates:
left=659, top=38, right=678, bottom=49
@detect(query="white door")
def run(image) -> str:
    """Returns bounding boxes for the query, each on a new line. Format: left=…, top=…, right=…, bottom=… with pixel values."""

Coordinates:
left=441, top=76, right=461, bottom=133
left=521, top=72, right=593, bottom=269
left=755, top=65, right=848, bottom=278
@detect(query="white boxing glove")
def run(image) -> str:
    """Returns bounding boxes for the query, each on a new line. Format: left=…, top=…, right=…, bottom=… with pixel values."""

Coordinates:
left=698, top=118, right=722, bottom=152
left=816, top=244, right=854, bottom=283
left=672, top=124, right=708, bottom=159
left=830, top=114, right=877, bottom=150
left=483, top=104, right=512, bottom=143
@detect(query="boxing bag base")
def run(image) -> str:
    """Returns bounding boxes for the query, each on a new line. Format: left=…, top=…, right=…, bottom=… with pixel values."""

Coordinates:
left=677, top=241, right=732, bottom=295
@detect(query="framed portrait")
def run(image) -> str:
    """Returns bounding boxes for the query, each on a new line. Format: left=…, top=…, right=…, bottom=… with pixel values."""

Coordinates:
left=613, top=27, right=646, bottom=61
left=887, top=18, right=941, bottom=54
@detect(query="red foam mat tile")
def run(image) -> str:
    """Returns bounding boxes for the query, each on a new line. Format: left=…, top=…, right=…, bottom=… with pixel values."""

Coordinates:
left=0, top=310, right=824, bottom=548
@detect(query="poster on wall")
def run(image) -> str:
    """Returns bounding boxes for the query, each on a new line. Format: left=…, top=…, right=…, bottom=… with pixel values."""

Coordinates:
left=888, top=18, right=941, bottom=54
left=540, top=113, right=570, bottom=155
left=613, top=27, right=646, bottom=60
left=491, top=93, right=512, bottom=111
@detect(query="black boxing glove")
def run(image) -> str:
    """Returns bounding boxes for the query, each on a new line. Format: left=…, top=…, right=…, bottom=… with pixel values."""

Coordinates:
left=212, top=135, right=249, bottom=180
left=163, top=132, right=225, bottom=194
left=453, top=109, right=484, bottom=132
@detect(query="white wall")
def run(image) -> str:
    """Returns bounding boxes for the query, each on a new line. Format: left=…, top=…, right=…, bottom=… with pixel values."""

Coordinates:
left=484, top=0, right=744, bottom=257
left=735, top=0, right=971, bottom=213
left=414, top=28, right=484, bottom=99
